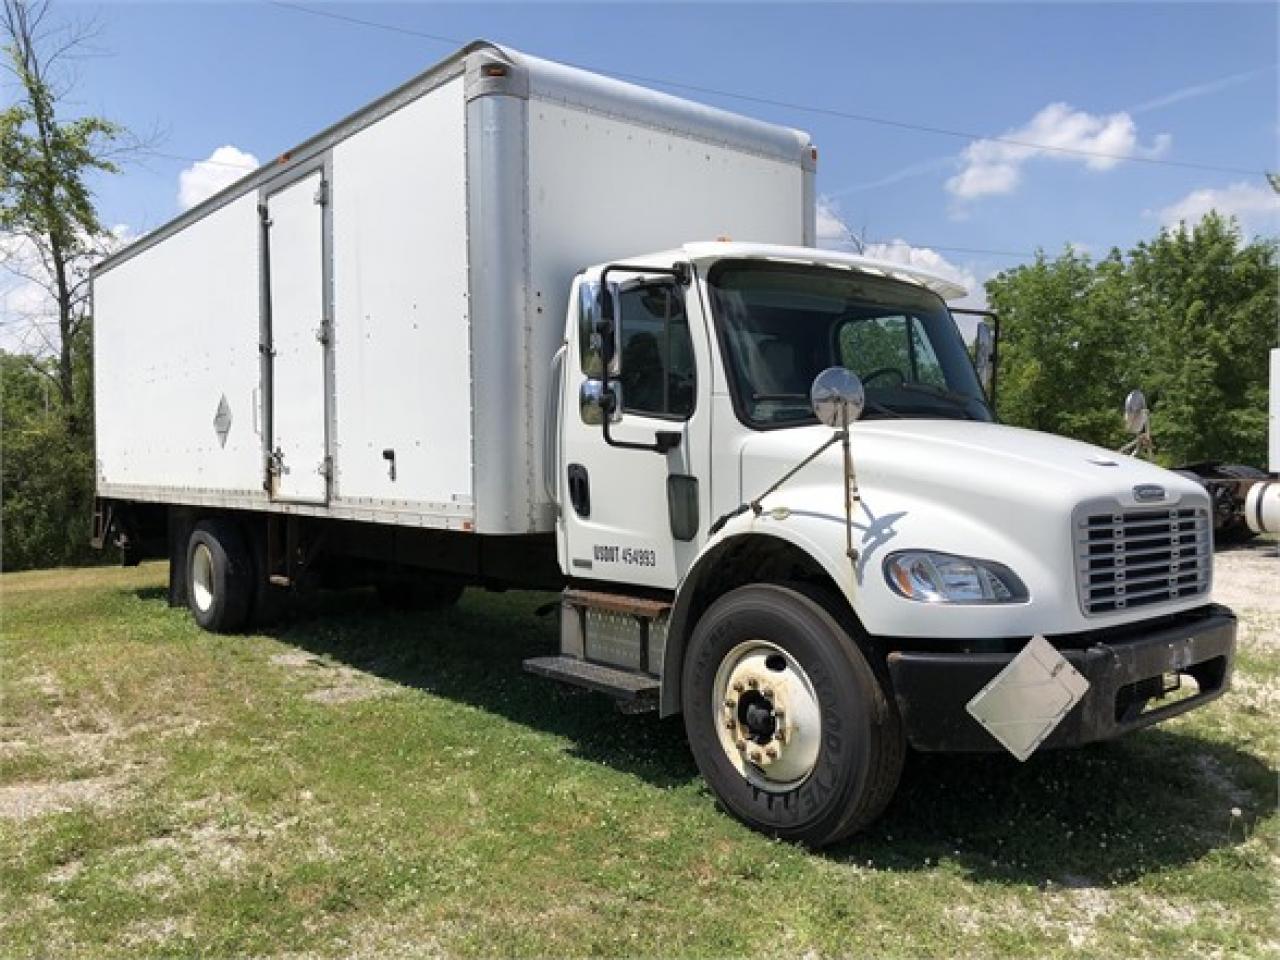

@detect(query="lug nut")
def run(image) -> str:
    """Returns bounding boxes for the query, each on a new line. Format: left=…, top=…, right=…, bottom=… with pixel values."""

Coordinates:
left=747, top=678, right=759, bottom=689
left=765, top=747, right=778, bottom=760
left=761, top=687, right=774, bottom=701
left=736, top=739, right=747, bottom=752
left=725, top=719, right=736, bottom=731
left=750, top=750, right=763, bottom=763
left=724, top=698, right=736, bottom=710
left=732, top=681, right=745, bottom=693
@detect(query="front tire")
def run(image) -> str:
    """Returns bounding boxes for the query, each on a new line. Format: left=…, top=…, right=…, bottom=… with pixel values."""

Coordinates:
left=186, top=518, right=254, bottom=633
left=681, top=584, right=904, bottom=847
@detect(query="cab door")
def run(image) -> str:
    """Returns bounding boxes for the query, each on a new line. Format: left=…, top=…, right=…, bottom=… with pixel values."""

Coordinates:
left=559, top=274, right=711, bottom=590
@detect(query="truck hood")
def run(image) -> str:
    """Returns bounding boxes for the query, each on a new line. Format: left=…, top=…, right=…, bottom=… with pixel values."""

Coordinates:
left=739, top=418, right=1202, bottom=510
left=735, top=418, right=1212, bottom=637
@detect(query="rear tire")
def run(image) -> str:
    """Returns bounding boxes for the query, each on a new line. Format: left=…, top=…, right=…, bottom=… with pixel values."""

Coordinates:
left=681, top=584, right=904, bottom=847
left=186, top=518, right=254, bottom=633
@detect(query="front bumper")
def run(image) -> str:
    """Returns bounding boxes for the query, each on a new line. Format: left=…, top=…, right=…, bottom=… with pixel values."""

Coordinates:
left=886, top=605, right=1236, bottom=753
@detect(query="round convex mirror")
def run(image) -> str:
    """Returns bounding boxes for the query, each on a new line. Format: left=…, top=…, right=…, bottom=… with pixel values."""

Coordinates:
left=1123, top=389, right=1148, bottom=435
left=810, top=367, right=866, bottom=429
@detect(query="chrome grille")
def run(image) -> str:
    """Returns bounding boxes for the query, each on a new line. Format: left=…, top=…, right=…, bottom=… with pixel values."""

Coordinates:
left=1075, top=506, right=1211, bottom=615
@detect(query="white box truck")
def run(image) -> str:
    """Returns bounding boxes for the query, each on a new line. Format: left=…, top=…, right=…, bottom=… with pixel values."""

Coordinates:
left=92, top=41, right=1236, bottom=846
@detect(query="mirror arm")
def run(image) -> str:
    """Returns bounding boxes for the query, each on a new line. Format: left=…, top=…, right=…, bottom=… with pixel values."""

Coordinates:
left=595, top=261, right=692, bottom=455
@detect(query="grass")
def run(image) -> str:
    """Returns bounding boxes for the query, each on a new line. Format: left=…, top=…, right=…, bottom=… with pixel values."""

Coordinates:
left=0, top=556, right=1276, bottom=958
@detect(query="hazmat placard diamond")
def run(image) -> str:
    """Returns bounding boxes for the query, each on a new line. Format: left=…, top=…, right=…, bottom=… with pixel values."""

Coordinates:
left=965, top=635, right=1090, bottom=761
left=213, top=394, right=233, bottom=448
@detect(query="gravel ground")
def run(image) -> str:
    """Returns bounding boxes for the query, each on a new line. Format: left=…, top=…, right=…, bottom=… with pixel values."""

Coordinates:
left=1212, top=539, right=1280, bottom=615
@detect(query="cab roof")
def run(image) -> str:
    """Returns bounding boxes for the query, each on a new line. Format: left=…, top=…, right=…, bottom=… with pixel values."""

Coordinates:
left=591, top=242, right=970, bottom=302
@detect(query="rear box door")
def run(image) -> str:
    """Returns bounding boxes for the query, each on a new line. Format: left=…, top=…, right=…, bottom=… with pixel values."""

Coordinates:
left=264, top=169, right=329, bottom=504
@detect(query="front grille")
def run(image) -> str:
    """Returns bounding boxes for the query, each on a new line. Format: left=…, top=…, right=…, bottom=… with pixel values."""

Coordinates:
left=1075, top=506, right=1211, bottom=615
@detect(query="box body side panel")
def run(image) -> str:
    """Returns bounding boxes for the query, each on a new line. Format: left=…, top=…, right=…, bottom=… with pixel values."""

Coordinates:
left=331, top=76, right=473, bottom=512
left=94, top=191, right=263, bottom=496
left=518, top=99, right=806, bottom=528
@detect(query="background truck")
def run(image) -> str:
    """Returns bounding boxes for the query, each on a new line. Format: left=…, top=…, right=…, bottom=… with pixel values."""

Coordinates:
left=1119, top=347, right=1280, bottom=539
left=92, top=41, right=1236, bottom=847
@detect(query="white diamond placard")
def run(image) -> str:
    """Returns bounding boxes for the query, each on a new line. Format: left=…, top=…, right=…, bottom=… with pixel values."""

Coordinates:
left=213, top=394, right=233, bottom=448
left=966, top=634, right=1090, bottom=762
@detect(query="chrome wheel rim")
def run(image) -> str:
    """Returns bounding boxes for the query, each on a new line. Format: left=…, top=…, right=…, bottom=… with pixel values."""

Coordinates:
left=191, top=542, right=215, bottom=613
left=712, top=639, right=821, bottom=792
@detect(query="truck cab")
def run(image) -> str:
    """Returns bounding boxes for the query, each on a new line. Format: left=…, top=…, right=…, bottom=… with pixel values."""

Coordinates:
left=536, top=241, right=1236, bottom=845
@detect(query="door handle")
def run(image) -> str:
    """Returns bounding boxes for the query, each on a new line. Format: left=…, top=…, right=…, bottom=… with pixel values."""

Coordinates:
left=567, top=463, right=590, bottom=517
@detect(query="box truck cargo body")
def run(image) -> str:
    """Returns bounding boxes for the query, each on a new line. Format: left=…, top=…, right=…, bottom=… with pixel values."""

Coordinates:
left=94, top=42, right=814, bottom=535
left=93, top=42, right=1236, bottom=847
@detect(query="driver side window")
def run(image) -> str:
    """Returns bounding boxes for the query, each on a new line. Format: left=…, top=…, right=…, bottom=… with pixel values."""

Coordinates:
left=616, top=284, right=696, bottom=420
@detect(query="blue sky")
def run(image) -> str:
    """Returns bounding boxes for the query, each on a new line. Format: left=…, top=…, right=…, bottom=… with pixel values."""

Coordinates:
left=9, top=1, right=1280, bottom=321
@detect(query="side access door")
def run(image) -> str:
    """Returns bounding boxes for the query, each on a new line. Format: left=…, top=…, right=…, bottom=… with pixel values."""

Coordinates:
left=261, top=168, right=331, bottom=504
left=559, top=272, right=712, bottom=591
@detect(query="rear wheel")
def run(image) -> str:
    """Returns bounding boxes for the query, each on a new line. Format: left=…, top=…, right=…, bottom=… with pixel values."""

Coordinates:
left=681, top=584, right=904, bottom=847
left=186, top=518, right=253, bottom=633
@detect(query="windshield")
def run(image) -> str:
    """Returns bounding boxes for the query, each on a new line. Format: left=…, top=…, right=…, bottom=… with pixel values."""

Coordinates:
left=707, top=260, right=992, bottom=427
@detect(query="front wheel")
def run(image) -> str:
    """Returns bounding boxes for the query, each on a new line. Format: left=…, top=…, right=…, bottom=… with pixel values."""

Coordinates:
left=681, top=584, right=904, bottom=847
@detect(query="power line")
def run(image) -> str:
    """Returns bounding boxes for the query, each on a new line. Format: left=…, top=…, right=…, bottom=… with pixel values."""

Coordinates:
left=266, top=0, right=1267, bottom=178
left=863, top=239, right=1039, bottom=260
left=148, top=150, right=257, bottom=170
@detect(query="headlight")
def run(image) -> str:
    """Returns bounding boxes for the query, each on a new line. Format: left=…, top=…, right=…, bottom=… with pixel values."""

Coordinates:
left=884, top=551, right=1028, bottom=603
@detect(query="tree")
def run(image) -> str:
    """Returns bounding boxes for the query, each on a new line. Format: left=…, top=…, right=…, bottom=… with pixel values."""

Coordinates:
left=0, top=0, right=128, bottom=433
left=987, top=216, right=1279, bottom=467
left=1128, top=213, right=1277, bottom=466
left=987, top=246, right=1141, bottom=449
left=1, top=335, right=97, bottom=569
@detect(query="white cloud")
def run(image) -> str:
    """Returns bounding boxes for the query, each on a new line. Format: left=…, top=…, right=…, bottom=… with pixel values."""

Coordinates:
left=177, top=145, right=259, bottom=211
left=947, top=103, right=1170, bottom=201
left=814, top=200, right=986, bottom=309
left=862, top=239, right=985, bottom=309
left=1, top=225, right=135, bottom=355
left=815, top=196, right=859, bottom=252
left=1156, top=181, right=1280, bottom=236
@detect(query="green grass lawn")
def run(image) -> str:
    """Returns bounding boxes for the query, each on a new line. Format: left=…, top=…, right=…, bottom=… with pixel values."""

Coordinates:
left=1, top=558, right=1276, bottom=958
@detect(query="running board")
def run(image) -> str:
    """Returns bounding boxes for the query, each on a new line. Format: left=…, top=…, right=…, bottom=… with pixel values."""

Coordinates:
left=523, top=655, right=659, bottom=712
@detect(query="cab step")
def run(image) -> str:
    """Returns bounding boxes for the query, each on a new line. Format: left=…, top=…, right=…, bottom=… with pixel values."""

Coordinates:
left=523, top=655, right=659, bottom=711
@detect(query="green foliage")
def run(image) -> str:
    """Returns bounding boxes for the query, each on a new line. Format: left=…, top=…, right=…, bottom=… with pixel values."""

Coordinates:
left=988, top=214, right=1279, bottom=466
left=1, top=0, right=127, bottom=427
left=1, top=322, right=97, bottom=571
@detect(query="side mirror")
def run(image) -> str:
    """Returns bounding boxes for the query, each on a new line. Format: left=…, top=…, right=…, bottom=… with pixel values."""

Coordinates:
left=579, top=281, right=621, bottom=378
left=1123, top=388, right=1149, bottom=435
left=811, top=367, right=865, bottom=429
left=974, top=321, right=995, bottom=398
left=579, top=379, right=619, bottom=426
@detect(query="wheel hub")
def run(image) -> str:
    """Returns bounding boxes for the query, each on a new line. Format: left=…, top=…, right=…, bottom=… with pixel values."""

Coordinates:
left=191, top=542, right=215, bottom=613
left=713, top=641, right=821, bottom=791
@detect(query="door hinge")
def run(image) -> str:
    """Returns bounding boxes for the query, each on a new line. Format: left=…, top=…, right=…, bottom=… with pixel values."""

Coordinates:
left=265, top=447, right=284, bottom=490
left=317, top=456, right=333, bottom=481
left=314, top=321, right=330, bottom=345
left=314, top=180, right=329, bottom=206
